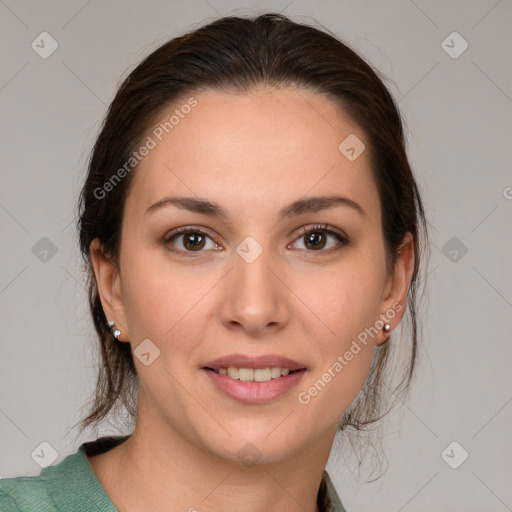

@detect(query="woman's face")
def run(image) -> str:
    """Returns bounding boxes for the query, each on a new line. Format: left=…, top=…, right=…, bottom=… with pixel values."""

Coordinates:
left=93, top=86, right=410, bottom=464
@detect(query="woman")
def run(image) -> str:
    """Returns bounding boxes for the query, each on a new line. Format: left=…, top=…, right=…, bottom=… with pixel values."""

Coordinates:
left=0, top=12, right=427, bottom=512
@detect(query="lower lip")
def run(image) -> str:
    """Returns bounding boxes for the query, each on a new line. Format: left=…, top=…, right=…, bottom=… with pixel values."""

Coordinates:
left=202, top=369, right=306, bottom=404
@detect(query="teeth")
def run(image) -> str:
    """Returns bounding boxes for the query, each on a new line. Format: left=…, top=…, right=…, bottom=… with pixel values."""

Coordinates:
left=254, top=368, right=271, bottom=382
left=215, top=367, right=293, bottom=381
left=238, top=368, right=254, bottom=381
left=227, top=367, right=239, bottom=379
left=270, top=367, right=282, bottom=378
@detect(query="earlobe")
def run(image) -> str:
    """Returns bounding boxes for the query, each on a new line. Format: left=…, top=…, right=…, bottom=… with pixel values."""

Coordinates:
left=89, top=238, right=130, bottom=342
left=375, top=232, right=415, bottom=346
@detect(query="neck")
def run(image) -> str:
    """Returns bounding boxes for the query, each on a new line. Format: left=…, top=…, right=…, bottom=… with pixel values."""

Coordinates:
left=98, top=394, right=336, bottom=512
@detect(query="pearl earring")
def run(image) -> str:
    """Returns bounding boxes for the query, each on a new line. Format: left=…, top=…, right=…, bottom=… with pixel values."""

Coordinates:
left=108, top=320, right=121, bottom=339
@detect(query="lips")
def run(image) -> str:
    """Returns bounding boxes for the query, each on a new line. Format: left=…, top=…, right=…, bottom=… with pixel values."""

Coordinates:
left=201, top=353, right=307, bottom=403
left=202, top=353, right=306, bottom=372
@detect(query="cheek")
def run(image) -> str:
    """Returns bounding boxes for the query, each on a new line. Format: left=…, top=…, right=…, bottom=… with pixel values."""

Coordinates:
left=119, top=239, right=210, bottom=344
left=295, top=289, right=378, bottom=426
left=291, top=259, right=385, bottom=418
left=120, top=257, right=213, bottom=402
left=297, top=261, right=385, bottom=347
left=123, top=271, right=211, bottom=347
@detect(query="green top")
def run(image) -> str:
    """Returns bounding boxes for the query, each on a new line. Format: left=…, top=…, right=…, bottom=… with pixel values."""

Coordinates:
left=0, top=435, right=346, bottom=511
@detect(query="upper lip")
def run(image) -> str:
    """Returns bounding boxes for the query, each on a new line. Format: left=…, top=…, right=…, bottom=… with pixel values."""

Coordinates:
left=202, top=353, right=306, bottom=371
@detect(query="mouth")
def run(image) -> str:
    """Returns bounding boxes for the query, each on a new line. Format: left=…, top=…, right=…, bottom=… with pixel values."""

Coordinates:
left=201, top=354, right=307, bottom=404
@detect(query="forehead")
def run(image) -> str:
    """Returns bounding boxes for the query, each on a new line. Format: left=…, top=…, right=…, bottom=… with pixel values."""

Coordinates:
left=125, top=87, right=380, bottom=224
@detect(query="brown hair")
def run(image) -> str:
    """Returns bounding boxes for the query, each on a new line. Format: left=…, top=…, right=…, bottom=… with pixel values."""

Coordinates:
left=76, top=13, right=429, bottom=453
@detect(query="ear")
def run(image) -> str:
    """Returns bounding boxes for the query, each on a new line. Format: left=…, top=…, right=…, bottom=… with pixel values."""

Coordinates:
left=375, top=232, right=415, bottom=346
left=89, top=238, right=130, bottom=342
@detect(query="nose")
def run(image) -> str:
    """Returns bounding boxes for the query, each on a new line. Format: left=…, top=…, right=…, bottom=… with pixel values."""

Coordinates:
left=220, top=241, right=290, bottom=338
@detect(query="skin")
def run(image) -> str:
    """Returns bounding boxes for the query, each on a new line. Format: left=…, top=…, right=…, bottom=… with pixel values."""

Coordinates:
left=88, top=86, right=414, bottom=512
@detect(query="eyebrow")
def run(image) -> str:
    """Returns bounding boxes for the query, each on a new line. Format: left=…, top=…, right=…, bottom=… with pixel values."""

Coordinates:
left=144, top=194, right=365, bottom=221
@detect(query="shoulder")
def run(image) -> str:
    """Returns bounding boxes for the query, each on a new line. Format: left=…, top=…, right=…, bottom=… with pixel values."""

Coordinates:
left=0, top=435, right=129, bottom=512
left=0, top=475, right=56, bottom=512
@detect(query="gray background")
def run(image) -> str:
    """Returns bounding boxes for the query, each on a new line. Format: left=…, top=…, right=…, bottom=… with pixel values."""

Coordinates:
left=1, top=1, right=511, bottom=511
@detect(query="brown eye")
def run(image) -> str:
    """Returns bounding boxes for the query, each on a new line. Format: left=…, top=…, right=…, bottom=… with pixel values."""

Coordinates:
left=291, top=224, right=348, bottom=252
left=303, top=231, right=328, bottom=250
left=181, top=232, right=207, bottom=251
left=302, top=231, right=329, bottom=251
left=164, top=228, right=219, bottom=254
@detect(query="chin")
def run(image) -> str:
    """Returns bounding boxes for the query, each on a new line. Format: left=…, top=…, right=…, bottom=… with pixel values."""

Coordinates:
left=209, top=436, right=296, bottom=466
left=192, top=419, right=309, bottom=466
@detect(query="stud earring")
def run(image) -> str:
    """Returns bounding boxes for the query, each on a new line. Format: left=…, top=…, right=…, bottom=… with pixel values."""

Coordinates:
left=108, top=320, right=121, bottom=340
left=383, top=323, right=391, bottom=333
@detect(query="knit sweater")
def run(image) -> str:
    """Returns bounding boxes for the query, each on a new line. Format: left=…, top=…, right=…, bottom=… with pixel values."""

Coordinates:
left=0, top=435, right=346, bottom=511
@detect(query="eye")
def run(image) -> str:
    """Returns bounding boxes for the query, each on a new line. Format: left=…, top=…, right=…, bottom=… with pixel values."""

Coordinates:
left=164, top=227, right=221, bottom=255
left=163, top=223, right=348, bottom=257
left=289, top=224, right=348, bottom=252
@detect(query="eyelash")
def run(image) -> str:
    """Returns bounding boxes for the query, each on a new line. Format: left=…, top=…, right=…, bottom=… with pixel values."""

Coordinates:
left=163, top=223, right=349, bottom=257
